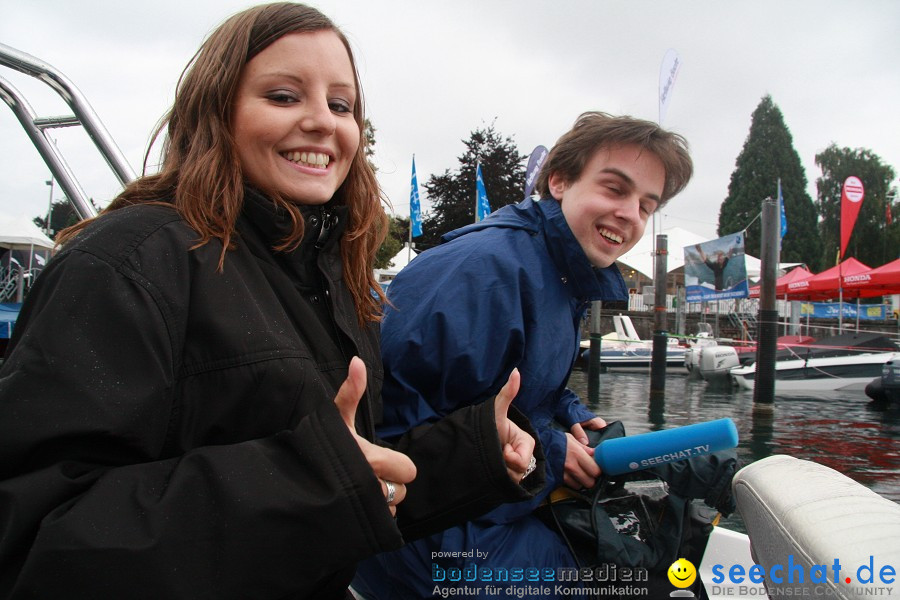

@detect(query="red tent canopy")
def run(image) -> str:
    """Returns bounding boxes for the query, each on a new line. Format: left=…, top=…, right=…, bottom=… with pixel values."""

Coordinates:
left=842, top=257, right=900, bottom=297
left=786, top=257, right=870, bottom=300
left=782, top=267, right=822, bottom=300
left=748, top=266, right=814, bottom=299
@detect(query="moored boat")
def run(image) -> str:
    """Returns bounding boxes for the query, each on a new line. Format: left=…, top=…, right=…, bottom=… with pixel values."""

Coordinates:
left=580, top=315, right=686, bottom=373
left=729, top=331, right=900, bottom=392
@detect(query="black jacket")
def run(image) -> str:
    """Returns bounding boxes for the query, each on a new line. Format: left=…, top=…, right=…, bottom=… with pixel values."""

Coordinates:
left=0, top=192, right=544, bottom=599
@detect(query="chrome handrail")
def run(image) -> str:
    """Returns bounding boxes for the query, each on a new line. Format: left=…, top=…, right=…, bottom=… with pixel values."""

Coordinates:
left=0, top=42, right=137, bottom=220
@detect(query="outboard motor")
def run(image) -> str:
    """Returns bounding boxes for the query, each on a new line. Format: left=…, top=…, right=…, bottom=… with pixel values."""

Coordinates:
left=865, top=358, right=900, bottom=404
left=698, top=345, right=740, bottom=383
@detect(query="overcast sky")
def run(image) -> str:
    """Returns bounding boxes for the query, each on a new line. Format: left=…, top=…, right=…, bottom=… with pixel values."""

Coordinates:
left=2, top=0, right=898, bottom=242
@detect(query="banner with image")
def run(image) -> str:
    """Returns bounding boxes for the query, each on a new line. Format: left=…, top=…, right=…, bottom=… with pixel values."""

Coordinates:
left=800, top=302, right=891, bottom=320
left=684, top=233, right=749, bottom=302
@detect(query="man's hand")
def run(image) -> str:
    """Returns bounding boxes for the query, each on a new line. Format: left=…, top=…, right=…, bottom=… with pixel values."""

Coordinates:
left=569, top=416, right=607, bottom=446
left=493, top=369, right=537, bottom=484
left=563, top=433, right=601, bottom=490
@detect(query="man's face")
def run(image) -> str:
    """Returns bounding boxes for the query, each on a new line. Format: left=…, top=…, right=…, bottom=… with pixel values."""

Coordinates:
left=549, top=144, right=665, bottom=269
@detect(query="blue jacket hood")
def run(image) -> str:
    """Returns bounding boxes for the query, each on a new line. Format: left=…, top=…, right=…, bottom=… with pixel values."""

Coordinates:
left=441, top=197, right=628, bottom=302
left=441, top=198, right=541, bottom=241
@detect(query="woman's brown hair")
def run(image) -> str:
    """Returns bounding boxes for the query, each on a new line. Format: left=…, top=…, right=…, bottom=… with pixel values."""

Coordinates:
left=57, top=2, right=388, bottom=324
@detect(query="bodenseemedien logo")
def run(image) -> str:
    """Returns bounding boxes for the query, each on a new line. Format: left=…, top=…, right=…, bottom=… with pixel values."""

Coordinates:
left=429, top=562, right=650, bottom=597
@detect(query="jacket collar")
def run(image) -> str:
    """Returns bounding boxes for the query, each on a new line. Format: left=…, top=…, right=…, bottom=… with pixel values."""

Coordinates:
left=536, top=197, right=628, bottom=302
left=241, top=186, right=348, bottom=254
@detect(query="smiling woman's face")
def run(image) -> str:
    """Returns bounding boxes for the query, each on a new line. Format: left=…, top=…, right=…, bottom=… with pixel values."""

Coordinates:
left=232, top=30, right=360, bottom=205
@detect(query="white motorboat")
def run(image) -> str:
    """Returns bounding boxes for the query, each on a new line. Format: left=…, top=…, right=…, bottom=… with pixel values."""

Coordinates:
left=580, top=315, right=686, bottom=373
left=729, top=332, right=900, bottom=392
left=694, top=336, right=813, bottom=385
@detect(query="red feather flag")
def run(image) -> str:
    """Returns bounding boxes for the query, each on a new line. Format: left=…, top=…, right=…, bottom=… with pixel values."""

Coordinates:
left=839, top=176, right=865, bottom=259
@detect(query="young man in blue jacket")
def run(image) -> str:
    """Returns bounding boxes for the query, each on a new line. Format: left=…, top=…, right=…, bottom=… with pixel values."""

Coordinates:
left=354, top=112, right=693, bottom=599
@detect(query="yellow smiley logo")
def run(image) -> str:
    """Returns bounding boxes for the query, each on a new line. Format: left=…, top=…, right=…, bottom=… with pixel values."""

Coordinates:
left=667, top=558, right=697, bottom=588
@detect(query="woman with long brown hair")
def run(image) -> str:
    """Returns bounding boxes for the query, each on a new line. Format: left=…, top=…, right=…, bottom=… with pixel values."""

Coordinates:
left=0, top=4, right=543, bottom=598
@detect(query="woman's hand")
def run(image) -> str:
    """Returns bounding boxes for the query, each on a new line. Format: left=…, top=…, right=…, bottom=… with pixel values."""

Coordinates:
left=493, top=369, right=538, bottom=484
left=334, top=357, right=417, bottom=516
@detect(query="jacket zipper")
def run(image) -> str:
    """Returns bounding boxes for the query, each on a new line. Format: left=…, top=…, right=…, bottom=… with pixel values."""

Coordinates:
left=312, top=208, right=378, bottom=440
left=315, top=209, right=337, bottom=249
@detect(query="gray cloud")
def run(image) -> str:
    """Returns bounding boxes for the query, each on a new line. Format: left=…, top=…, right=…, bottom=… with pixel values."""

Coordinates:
left=2, top=0, right=898, bottom=242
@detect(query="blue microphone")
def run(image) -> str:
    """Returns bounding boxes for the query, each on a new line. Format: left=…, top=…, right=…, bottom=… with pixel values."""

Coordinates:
left=594, top=418, right=739, bottom=476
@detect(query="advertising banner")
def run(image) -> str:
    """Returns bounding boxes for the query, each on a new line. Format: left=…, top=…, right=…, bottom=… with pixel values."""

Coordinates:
left=800, top=302, right=890, bottom=320
left=684, top=234, right=749, bottom=302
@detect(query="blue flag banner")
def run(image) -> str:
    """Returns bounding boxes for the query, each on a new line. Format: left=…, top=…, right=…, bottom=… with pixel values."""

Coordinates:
left=683, top=233, right=750, bottom=302
left=523, top=145, right=548, bottom=199
left=409, top=156, right=422, bottom=238
left=476, top=163, right=491, bottom=222
left=779, top=179, right=787, bottom=240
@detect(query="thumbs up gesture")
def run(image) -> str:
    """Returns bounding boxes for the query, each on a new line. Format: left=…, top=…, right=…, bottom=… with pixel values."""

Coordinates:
left=334, top=357, right=417, bottom=516
left=493, top=369, right=538, bottom=484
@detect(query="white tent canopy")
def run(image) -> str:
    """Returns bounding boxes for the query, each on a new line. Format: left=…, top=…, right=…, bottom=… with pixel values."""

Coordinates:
left=616, top=226, right=710, bottom=278
left=386, top=243, right=417, bottom=271
left=0, top=214, right=54, bottom=250
left=616, top=225, right=762, bottom=281
left=374, top=242, right=418, bottom=284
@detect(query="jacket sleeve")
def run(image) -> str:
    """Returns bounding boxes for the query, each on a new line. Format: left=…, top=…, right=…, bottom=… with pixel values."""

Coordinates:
left=0, top=249, right=401, bottom=599
left=378, top=244, right=566, bottom=516
left=553, top=387, right=599, bottom=427
left=392, top=396, right=546, bottom=541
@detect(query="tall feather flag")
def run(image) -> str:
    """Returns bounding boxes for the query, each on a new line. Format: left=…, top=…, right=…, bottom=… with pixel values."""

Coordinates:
left=778, top=179, right=787, bottom=240
left=840, top=175, right=865, bottom=258
left=409, top=156, right=422, bottom=238
left=523, top=145, right=548, bottom=199
left=658, top=49, right=682, bottom=126
left=475, top=163, right=491, bottom=222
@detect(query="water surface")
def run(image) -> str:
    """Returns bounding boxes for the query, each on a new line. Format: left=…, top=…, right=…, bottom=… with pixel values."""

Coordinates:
left=567, top=368, right=900, bottom=531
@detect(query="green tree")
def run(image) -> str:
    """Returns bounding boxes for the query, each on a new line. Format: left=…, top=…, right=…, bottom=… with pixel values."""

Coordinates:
left=890, top=185, right=900, bottom=260
left=418, top=123, right=526, bottom=250
left=814, top=144, right=897, bottom=269
left=375, top=215, right=408, bottom=270
left=363, top=117, right=402, bottom=268
left=33, top=198, right=86, bottom=240
left=718, top=95, right=820, bottom=266
left=364, top=119, right=376, bottom=162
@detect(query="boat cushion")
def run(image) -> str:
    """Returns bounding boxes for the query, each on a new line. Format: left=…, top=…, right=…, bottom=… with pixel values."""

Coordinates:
left=733, top=454, right=900, bottom=598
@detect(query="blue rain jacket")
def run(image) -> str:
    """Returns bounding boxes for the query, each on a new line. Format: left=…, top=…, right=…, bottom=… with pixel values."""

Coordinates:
left=354, top=197, right=628, bottom=599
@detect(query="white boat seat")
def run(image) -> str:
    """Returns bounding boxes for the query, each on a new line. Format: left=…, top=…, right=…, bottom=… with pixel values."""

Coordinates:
left=733, top=454, right=900, bottom=599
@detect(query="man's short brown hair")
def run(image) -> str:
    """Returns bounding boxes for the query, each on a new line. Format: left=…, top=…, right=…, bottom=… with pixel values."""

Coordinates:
left=535, top=112, right=693, bottom=208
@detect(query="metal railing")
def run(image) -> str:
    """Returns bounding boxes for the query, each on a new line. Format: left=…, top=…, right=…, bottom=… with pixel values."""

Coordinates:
left=0, top=42, right=136, bottom=220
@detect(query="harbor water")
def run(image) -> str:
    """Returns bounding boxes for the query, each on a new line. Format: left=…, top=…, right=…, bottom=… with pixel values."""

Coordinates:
left=567, top=367, right=900, bottom=532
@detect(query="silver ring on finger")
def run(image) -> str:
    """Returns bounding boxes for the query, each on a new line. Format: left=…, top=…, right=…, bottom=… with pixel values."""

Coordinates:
left=384, top=480, right=396, bottom=504
left=523, top=455, right=537, bottom=478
